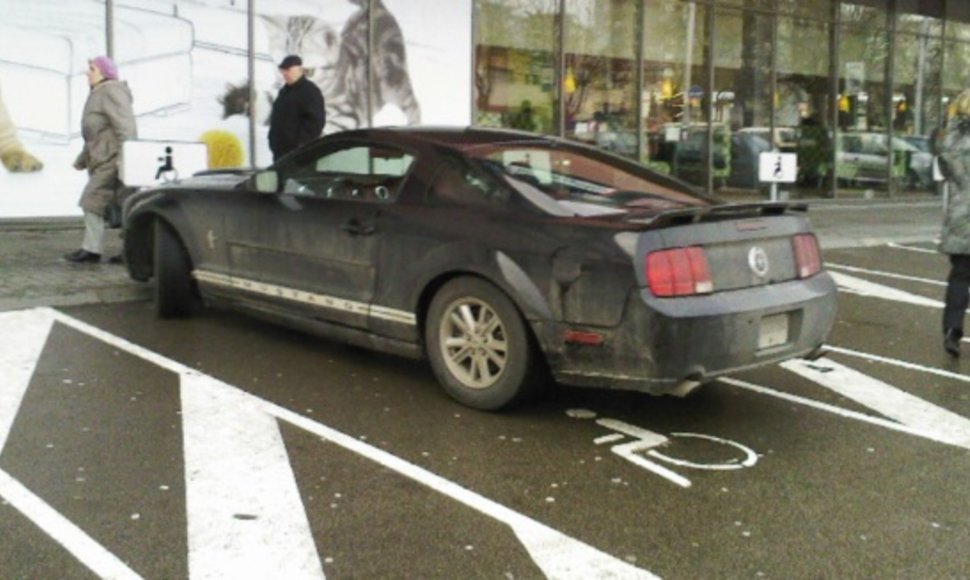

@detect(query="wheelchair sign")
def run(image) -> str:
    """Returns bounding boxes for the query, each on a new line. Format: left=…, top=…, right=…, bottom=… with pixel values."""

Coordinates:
left=567, top=409, right=759, bottom=488
left=121, top=139, right=209, bottom=187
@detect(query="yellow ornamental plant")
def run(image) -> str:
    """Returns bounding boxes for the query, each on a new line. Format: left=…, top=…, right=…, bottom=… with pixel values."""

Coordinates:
left=199, top=129, right=244, bottom=169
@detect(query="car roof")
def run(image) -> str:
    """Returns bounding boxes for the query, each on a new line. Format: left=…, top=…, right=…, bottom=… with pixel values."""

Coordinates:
left=318, top=126, right=716, bottom=204
left=329, top=126, right=554, bottom=148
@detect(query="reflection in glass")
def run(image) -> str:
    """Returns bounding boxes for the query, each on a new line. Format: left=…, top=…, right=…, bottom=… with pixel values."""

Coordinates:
left=943, top=4, right=970, bottom=152
left=562, top=0, right=640, bottom=160
left=712, top=8, right=775, bottom=195
left=465, top=142, right=710, bottom=217
left=776, top=0, right=832, bottom=19
left=892, top=12, right=942, bottom=194
left=778, top=16, right=832, bottom=197
left=474, top=0, right=559, bottom=134
left=838, top=3, right=891, bottom=195
left=642, top=0, right=710, bottom=188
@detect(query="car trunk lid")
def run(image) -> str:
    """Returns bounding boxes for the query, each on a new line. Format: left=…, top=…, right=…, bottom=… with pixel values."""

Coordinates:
left=630, top=205, right=822, bottom=295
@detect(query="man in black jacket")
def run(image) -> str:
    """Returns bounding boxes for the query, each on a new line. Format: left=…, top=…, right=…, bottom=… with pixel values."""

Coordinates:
left=268, top=55, right=326, bottom=161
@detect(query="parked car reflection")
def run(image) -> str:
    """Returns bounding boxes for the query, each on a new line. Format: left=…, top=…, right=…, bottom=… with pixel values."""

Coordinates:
left=836, top=132, right=933, bottom=189
left=663, top=125, right=775, bottom=191
left=738, top=126, right=798, bottom=152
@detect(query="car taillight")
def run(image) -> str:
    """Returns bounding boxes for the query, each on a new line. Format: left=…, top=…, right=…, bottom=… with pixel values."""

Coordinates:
left=792, top=233, right=822, bottom=278
left=646, top=246, right=713, bottom=297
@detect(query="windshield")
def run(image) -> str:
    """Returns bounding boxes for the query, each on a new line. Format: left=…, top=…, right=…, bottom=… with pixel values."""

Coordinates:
left=461, top=143, right=710, bottom=217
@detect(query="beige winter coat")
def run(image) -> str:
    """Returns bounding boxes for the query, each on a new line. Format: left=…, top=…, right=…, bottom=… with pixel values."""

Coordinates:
left=75, top=80, right=137, bottom=216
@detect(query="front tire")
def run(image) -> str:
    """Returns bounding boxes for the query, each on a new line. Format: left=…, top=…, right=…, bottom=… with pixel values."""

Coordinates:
left=425, top=277, right=543, bottom=411
left=153, top=220, right=196, bottom=318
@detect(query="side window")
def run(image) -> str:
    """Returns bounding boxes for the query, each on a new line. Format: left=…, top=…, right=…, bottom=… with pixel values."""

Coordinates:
left=503, top=150, right=553, bottom=186
left=867, top=137, right=889, bottom=156
left=842, top=136, right=861, bottom=154
left=430, top=157, right=508, bottom=207
left=281, top=144, right=414, bottom=202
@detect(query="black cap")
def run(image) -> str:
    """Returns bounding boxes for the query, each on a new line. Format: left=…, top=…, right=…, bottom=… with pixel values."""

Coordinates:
left=278, top=55, right=302, bottom=69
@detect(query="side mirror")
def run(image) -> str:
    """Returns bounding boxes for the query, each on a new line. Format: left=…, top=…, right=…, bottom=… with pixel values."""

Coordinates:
left=254, top=170, right=279, bottom=193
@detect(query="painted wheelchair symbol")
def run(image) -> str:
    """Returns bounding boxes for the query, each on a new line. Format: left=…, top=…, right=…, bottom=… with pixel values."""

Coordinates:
left=568, top=410, right=758, bottom=488
left=155, top=146, right=179, bottom=183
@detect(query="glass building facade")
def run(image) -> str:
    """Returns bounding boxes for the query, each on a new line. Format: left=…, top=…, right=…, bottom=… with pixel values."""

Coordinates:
left=473, top=0, right=970, bottom=200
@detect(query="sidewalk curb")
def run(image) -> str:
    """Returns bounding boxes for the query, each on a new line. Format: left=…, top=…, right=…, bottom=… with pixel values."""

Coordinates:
left=0, top=284, right=151, bottom=312
left=0, top=217, right=84, bottom=232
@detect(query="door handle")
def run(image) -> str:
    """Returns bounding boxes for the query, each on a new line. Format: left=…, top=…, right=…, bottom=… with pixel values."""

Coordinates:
left=341, top=218, right=376, bottom=236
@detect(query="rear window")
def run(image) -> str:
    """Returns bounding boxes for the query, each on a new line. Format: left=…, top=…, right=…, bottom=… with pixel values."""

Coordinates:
left=464, top=144, right=709, bottom=217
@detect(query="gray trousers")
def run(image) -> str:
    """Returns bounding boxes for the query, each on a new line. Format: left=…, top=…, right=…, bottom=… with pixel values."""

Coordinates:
left=81, top=211, right=106, bottom=254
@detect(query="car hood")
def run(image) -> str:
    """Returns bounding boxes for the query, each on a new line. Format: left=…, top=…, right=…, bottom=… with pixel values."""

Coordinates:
left=161, top=170, right=253, bottom=191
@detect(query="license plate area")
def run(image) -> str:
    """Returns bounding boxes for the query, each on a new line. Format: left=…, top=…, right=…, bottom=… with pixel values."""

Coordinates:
left=758, top=313, right=790, bottom=349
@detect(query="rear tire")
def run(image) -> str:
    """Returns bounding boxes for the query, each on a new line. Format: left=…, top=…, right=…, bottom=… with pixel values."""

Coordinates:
left=425, top=277, right=544, bottom=410
left=154, top=220, right=196, bottom=318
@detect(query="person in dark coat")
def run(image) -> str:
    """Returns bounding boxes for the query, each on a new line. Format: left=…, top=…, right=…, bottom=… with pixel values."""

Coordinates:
left=268, top=55, right=326, bottom=161
left=65, top=56, right=137, bottom=264
left=938, top=89, right=970, bottom=357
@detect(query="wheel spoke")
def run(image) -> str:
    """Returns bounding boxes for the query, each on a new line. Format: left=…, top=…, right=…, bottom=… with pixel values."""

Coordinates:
left=448, top=345, right=473, bottom=367
left=459, top=304, right=478, bottom=334
left=485, top=336, right=507, bottom=354
left=449, top=310, right=472, bottom=336
left=480, top=314, right=501, bottom=338
left=485, top=346, right=506, bottom=368
left=475, top=355, right=493, bottom=383
left=444, top=336, right=470, bottom=349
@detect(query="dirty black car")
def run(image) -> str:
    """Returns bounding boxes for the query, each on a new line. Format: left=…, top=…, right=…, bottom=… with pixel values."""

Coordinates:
left=122, top=127, right=837, bottom=410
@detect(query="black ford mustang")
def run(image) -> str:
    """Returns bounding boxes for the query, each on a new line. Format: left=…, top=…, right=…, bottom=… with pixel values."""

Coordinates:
left=122, top=127, right=837, bottom=410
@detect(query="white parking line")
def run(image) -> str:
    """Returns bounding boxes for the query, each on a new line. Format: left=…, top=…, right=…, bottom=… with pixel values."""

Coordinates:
left=824, top=345, right=970, bottom=385
left=781, top=357, right=970, bottom=450
left=826, top=263, right=946, bottom=287
left=181, top=374, right=324, bottom=579
left=720, top=376, right=964, bottom=449
left=886, top=242, right=938, bottom=254
left=830, top=271, right=943, bottom=308
left=722, top=355, right=970, bottom=452
left=269, top=403, right=658, bottom=579
left=0, top=309, right=53, bottom=452
left=0, top=469, right=142, bottom=580
left=15, top=308, right=657, bottom=580
left=0, top=310, right=141, bottom=579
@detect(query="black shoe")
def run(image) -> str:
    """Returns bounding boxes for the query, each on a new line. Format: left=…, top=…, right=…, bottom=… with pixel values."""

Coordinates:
left=63, top=249, right=101, bottom=263
left=107, top=254, right=124, bottom=265
left=944, top=329, right=962, bottom=358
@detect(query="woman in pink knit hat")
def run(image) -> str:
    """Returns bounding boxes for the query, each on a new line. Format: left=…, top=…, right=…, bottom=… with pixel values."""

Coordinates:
left=65, top=55, right=137, bottom=263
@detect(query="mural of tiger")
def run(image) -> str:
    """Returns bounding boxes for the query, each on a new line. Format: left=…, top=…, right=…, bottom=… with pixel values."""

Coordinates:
left=218, top=81, right=273, bottom=125
left=256, top=0, right=421, bottom=135
left=259, top=14, right=340, bottom=84
left=325, top=0, right=421, bottom=132
left=0, top=81, right=43, bottom=172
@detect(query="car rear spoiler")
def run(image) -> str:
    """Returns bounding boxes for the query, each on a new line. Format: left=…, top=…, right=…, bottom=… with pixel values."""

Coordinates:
left=629, top=201, right=809, bottom=228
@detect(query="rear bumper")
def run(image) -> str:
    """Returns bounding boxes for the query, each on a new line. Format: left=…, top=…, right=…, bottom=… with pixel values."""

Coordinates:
left=546, top=272, right=837, bottom=394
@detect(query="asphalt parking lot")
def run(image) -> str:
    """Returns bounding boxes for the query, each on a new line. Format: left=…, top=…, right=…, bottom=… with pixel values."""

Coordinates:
left=1, top=198, right=969, bottom=578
